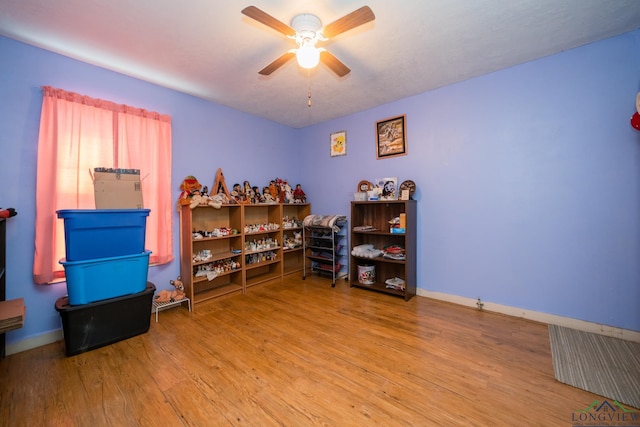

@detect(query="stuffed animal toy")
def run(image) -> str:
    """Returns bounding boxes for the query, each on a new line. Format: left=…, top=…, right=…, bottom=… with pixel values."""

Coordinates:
left=189, top=189, right=222, bottom=209
left=177, top=175, right=202, bottom=211
left=177, top=176, right=221, bottom=210
left=211, top=191, right=230, bottom=205
left=154, top=277, right=186, bottom=303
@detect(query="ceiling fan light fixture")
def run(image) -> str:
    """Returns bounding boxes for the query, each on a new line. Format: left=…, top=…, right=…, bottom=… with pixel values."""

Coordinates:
left=296, top=42, right=320, bottom=69
left=290, top=13, right=323, bottom=69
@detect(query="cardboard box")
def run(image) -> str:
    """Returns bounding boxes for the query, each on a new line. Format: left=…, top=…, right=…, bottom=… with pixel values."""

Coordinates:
left=55, top=283, right=155, bottom=356
left=93, top=168, right=143, bottom=209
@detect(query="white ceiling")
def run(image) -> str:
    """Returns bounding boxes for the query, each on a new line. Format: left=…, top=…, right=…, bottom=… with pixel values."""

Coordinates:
left=1, top=0, right=639, bottom=128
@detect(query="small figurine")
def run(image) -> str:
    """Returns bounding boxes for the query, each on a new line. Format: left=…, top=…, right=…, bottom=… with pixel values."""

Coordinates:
left=244, top=181, right=255, bottom=203
left=275, top=178, right=290, bottom=203
left=283, top=181, right=293, bottom=204
left=231, top=183, right=248, bottom=204
left=263, top=186, right=276, bottom=203
left=268, top=180, right=279, bottom=202
left=252, top=186, right=263, bottom=203
left=293, top=184, right=306, bottom=203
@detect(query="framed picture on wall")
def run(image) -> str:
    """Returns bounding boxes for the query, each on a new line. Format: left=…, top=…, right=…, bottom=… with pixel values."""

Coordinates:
left=376, top=115, right=407, bottom=159
left=376, top=177, right=398, bottom=200
left=330, top=130, right=347, bottom=157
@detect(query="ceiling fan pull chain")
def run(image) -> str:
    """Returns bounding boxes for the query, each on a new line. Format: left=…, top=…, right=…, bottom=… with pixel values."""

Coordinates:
left=307, top=71, right=312, bottom=107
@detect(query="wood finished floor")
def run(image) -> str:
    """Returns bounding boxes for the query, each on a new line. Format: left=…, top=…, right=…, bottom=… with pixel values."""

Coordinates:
left=0, top=274, right=602, bottom=426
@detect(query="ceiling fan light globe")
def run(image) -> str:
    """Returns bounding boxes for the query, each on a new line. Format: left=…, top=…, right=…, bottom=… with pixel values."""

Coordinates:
left=296, top=45, right=320, bottom=69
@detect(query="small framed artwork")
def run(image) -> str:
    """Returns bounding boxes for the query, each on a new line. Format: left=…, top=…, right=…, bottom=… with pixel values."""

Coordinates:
left=376, top=177, right=398, bottom=200
left=376, top=115, right=407, bottom=159
left=330, top=130, right=347, bottom=157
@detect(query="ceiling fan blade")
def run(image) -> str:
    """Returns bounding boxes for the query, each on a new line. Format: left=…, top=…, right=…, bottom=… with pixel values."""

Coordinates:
left=259, top=51, right=296, bottom=76
left=322, top=6, right=375, bottom=39
left=241, top=6, right=296, bottom=37
left=320, top=50, right=351, bottom=77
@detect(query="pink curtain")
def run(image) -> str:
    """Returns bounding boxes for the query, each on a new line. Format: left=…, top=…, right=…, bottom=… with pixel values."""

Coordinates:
left=33, top=86, right=173, bottom=284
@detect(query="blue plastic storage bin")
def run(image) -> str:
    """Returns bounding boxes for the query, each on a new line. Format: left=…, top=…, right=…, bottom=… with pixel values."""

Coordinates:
left=56, top=209, right=150, bottom=261
left=60, top=250, right=151, bottom=305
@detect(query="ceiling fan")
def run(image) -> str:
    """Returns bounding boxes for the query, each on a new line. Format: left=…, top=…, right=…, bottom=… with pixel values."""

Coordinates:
left=241, top=5, right=375, bottom=77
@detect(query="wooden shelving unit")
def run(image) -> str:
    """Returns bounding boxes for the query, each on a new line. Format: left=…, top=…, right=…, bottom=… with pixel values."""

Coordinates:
left=282, top=203, right=310, bottom=277
left=0, top=218, right=25, bottom=358
left=179, top=203, right=311, bottom=309
left=179, top=205, right=244, bottom=307
left=350, top=200, right=417, bottom=301
left=243, top=203, right=282, bottom=289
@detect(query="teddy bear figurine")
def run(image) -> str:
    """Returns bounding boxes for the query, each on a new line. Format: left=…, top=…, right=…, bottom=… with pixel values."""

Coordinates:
left=154, top=277, right=186, bottom=303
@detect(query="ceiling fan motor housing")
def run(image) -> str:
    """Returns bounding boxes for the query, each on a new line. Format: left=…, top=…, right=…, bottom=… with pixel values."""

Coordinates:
left=291, top=13, right=322, bottom=34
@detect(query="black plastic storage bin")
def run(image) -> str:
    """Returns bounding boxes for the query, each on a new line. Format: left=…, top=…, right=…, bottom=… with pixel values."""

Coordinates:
left=55, top=282, right=155, bottom=356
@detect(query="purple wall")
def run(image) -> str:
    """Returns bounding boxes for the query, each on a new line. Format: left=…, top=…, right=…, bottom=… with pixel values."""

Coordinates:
left=299, top=30, right=640, bottom=331
left=1, top=29, right=639, bottom=350
left=0, top=36, right=299, bottom=346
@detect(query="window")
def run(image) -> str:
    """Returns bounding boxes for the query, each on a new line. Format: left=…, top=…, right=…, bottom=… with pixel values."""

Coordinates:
left=33, top=87, right=173, bottom=284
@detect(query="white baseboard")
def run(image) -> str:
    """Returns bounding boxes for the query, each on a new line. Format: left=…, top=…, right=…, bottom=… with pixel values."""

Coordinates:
left=5, top=329, right=63, bottom=356
left=417, top=289, right=640, bottom=343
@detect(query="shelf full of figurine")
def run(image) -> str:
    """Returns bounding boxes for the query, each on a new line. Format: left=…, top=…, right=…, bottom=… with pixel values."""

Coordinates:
left=302, top=214, right=348, bottom=287
left=177, top=170, right=311, bottom=308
